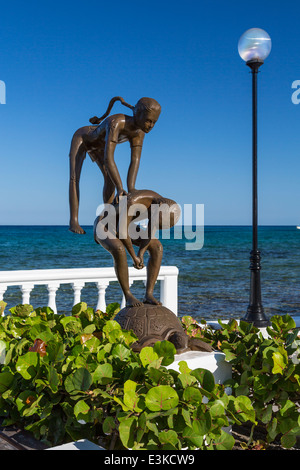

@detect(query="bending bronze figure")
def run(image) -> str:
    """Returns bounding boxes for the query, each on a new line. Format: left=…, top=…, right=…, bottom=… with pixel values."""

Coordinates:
left=69, top=96, right=213, bottom=354
left=69, top=96, right=161, bottom=234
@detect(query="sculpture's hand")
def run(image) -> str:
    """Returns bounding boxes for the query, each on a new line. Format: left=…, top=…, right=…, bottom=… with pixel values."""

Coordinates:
left=133, top=255, right=144, bottom=270
left=137, top=250, right=145, bottom=266
left=89, top=116, right=101, bottom=125
left=114, top=189, right=128, bottom=205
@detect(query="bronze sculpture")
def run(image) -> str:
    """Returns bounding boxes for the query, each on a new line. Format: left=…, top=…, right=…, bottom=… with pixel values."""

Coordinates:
left=69, top=96, right=213, bottom=354
left=69, top=96, right=161, bottom=234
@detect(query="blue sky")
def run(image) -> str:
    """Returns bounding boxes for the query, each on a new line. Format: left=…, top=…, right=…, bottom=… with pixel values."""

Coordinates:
left=0, top=0, right=299, bottom=226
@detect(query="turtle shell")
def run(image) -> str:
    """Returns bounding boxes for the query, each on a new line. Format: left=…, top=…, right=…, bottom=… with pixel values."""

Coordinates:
left=114, top=303, right=189, bottom=353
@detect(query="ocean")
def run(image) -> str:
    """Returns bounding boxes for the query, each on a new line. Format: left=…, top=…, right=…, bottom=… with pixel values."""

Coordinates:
left=0, top=225, right=299, bottom=322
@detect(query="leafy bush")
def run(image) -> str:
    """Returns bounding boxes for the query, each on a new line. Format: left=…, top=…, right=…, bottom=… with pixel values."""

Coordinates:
left=182, top=314, right=300, bottom=449
left=0, top=301, right=299, bottom=450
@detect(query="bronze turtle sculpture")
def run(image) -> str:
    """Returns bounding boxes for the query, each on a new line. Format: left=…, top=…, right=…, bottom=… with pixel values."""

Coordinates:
left=114, top=303, right=213, bottom=354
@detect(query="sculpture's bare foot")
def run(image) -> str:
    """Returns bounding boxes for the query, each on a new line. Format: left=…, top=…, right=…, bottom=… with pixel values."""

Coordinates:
left=126, top=294, right=143, bottom=307
left=69, top=222, right=86, bottom=234
left=143, top=294, right=162, bottom=306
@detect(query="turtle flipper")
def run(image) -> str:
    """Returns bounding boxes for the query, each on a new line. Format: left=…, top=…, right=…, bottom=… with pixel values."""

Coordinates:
left=188, top=337, right=214, bottom=352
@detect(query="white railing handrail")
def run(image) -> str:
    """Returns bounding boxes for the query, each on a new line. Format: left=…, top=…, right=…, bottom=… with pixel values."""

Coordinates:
left=0, top=266, right=178, bottom=284
left=0, top=266, right=179, bottom=315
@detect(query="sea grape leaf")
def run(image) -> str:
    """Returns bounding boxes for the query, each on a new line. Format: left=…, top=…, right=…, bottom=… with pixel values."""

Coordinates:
left=112, top=343, right=131, bottom=361
left=178, top=360, right=192, bottom=374
left=74, top=400, right=91, bottom=423
left=0, top=371, right=14, bottom=393
left=9, top=304, right=34, bottom=317
left=47, top=366, right=60, bottom=393
left=139, top=347, right=159, bottom=367
left=124, top=390, right=144, bottom=412
left=158, top=430, right=178, bottom=447
left=29, top=339, right=47, bottom=357
left=103, top=320, right=121, bottom=333
left=271, top=314, right=296, bottom=334
left=182, top=386, right=202, bottom=404
left=29, top=323, right=54, bottom=343
left=16, top=352, right=39, bottom=380
left=145, top=385, right=179, bottom=411
left=123, top=380, right=144, bottom=412
left=60, top=316, right=82, bottom=335
left=191, top=368, right=215, bottom=392
left=193, top=409, right=212, bottom=435
left=212, top=429, right=235, bottom=450
left=153, top=341, right=176, bottom=366
left=0, top=301, right=7, bottom=315
left=93, top=363, right=113, bottom=385
left=272, top=347, right=288, bottom=375
left=119, top=416, right=137, bottom=448
left=182, top=426, right=204, bottom=447
left=106, top=303, right=120, bottom=315
left=234, top=395, right=256, bottom=424
left=64, top=367, right=92, bottom=393
left=16, top=390, right=39, bottom=416
left=81, top=335, right=101, bottom=353
left=103, top=416, right=115, bottom=435
left=71, top=302, right=88, bottom=315
left=178, top=373, right=197, bottom=388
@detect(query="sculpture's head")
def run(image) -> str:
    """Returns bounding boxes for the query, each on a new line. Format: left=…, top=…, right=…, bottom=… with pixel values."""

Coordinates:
left=133, top=97, right=161, bottom=133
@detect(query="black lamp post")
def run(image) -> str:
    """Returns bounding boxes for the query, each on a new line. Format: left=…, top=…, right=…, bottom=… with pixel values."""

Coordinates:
left=238, top=28, right=272, bottom=327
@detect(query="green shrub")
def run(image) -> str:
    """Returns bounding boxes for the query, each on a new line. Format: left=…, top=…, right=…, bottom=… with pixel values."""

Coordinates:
left=0, top=300, right=299, bottom=449
left=182, top=314, right=300, bottom=449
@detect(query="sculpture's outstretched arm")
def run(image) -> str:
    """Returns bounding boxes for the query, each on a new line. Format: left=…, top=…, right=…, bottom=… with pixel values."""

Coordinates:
left=105, top=140, right=127, bottom=198
left=127, top=144, right=143, bottom=192
left=120, top=236, right=144, bottom=270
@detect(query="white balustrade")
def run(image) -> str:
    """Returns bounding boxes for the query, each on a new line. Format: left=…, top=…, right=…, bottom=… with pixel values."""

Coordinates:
left=47, top=282, right=60, bottom=315
left=0, top=266, right=179, bottom=316
left=0, top=286, right=6, bottom=302
left=96, top=281, right=110, bottom=312
left=21, top=283, right=34, bottom=305
left=72, top=281, right=85, bottom=307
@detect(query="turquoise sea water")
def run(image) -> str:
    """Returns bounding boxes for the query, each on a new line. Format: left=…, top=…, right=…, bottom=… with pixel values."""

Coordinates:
left=0, top=225, right=299, bottom=322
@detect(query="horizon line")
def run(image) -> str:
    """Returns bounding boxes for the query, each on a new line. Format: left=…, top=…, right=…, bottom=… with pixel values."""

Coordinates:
left=0, top=224, right=298, bottom=228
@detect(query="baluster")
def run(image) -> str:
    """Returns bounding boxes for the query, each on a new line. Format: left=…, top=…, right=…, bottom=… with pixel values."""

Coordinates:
left=72, top=281, right=85, bottom=307
left=0, top=284, right=7, bottom=315
left=0, top=285, right=6, bottom=302
left=160, top=275, right=178, bottom=315
left=120, top=294, right=126, bottom=309
left=47, top=282, right=60, bottom=314
left=96, top=281, right=109, bottom=312
left=21, top=283, right=34, bottom=305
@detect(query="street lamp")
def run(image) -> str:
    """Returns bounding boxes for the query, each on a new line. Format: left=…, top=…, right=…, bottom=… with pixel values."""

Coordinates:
left=238, top=28, right=271, bottom=327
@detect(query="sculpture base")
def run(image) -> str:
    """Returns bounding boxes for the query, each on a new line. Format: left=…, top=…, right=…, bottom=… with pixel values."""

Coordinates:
left=114, top=303, right=213, bottom=354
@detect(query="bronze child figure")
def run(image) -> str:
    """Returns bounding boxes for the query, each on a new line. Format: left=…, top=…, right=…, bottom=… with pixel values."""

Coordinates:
left=68, top=96, right=161, bottom=234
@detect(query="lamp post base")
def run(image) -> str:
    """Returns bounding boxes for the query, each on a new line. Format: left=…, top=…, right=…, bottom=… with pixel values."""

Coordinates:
left=241, top=307, right=270, bottom=328
left=241, top=249, right=271, bottom=328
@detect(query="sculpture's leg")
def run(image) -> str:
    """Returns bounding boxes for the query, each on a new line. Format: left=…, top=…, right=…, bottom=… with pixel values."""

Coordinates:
left=69, top=142, right=86, bottom=234
left=99, top=236, right=143, bottom=307
left=143, top=238, right=163, bottom=305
